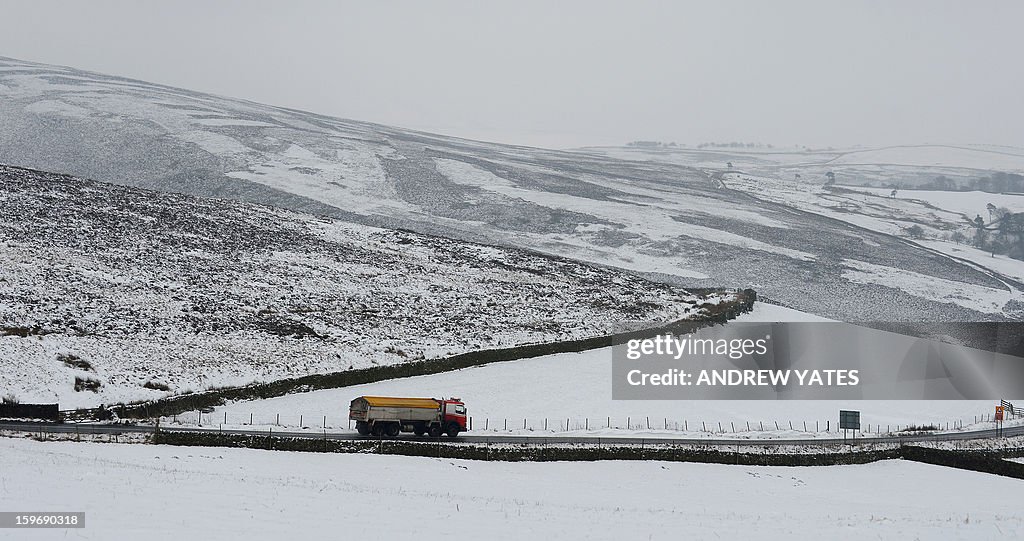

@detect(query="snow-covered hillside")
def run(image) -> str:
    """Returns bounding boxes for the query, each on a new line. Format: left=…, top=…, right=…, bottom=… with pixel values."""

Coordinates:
left=0, top=56, right=1015, bottom=322
left=0, top=165, right=724, bottom=407
left=594, top=144, right=1024, bottom=183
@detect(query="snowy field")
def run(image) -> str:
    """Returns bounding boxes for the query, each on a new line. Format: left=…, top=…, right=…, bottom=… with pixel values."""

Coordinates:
left=1, top=437, right=1021, bottom=541
left=829, top=145, right=1024, bottom=172
left=207, top=304, right=1002, bottom=437
left=843, top=186, right=1024, bottom=218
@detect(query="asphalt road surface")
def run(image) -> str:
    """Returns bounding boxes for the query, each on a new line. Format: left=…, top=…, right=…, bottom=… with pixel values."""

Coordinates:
left=2, top=420, right=1020, bottom=448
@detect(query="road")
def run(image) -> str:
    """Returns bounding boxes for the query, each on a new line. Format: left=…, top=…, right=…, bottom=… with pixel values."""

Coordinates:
left=2, top=420, right=1021, bottom=448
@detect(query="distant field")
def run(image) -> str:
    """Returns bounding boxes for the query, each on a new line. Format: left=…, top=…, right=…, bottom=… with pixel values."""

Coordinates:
left=842, top=186, right=1024, bottom=217
left=209, top=304, right=1002, bottom=437
left=829, top=145, right=1024, bottom=171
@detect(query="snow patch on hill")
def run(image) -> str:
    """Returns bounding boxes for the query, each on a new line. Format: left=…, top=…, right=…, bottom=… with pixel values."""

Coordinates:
left=841, top=259, right=1018, bottom=315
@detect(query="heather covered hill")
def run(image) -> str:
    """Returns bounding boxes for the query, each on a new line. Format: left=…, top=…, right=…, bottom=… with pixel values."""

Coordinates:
left=0, top=165, right=726, bottom=407
left=0, top=56, right=1016, bottom=321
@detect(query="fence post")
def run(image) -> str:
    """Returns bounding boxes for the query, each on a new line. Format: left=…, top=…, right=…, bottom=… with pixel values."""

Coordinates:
left=276, top=413, right=280, bottom=426
left=250, top=413, right=253, bottom=425
left=224, top=412, right=227, bottom=424
left=300, top=415, right=303, bottom=427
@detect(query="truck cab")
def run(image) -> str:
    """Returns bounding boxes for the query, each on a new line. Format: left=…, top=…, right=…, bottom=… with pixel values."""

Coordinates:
left=441, top=398, right=468, bottom=433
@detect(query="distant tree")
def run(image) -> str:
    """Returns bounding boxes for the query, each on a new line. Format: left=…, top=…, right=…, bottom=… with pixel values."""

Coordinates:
left=993, top=212, right=1024, bottom=260
left=906, top=225, right=925, bottom=239
left=1009, top=173, right=1024, bottom=193
left=974, top=215, right=985, bottom=228
left=973, top=227, right=989, bottom=249
left=794, top=173, right=802, bottom=180
left=990, top=239, right=1006, bottom=257
left=726, top=162, right=733, bottom=169
left=978, top=176, right=993, bottom=193
left=987, top=203, right=998, bottom=222
left=890, top=189, right=898, bottom=198
left=951, top=230, right=967, bottom=245
left=999, top=212, right=1024, bottom=235
left=927, top=175, right=957, bottom=191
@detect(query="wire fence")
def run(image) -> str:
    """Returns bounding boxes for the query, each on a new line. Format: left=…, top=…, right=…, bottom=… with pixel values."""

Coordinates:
left=162, top=411, right=995, bottom=437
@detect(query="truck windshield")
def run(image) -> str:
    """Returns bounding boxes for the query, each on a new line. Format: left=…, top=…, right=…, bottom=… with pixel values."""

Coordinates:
left=454, top=405, right=466, bottom=415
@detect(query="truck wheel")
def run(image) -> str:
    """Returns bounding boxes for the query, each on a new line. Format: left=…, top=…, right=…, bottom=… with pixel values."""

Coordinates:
left=414, top=425, right=426, bottom=436
left=386, top=423, right=401, bottom=438
left=446, top=423, right=460, bottom=438
left=356, top=421, right=370, bottom=436
left=371, top=423, right=385, bottom=437
left=428, top=425, right=443, bottom=438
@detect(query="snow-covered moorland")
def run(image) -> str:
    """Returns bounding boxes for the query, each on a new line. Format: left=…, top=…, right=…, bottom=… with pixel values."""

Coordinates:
left=0, top=56, right=1014, bottom=322
left=1, top=436, right=1021, bottom=540
left=0, top=165, right=726, bottom=408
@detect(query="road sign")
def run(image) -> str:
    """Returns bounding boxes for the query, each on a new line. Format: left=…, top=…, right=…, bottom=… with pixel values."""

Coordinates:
left=839, top=410, right=860, bottom=430
left=996, top=405, right=1005, bottom=421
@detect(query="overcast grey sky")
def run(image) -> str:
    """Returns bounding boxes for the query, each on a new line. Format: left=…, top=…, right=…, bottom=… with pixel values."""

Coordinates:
left=1, top=0, right=1021, bottom=149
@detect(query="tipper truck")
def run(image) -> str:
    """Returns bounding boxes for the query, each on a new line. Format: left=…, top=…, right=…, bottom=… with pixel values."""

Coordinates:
left=349, top=396, right=467, bottom=438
